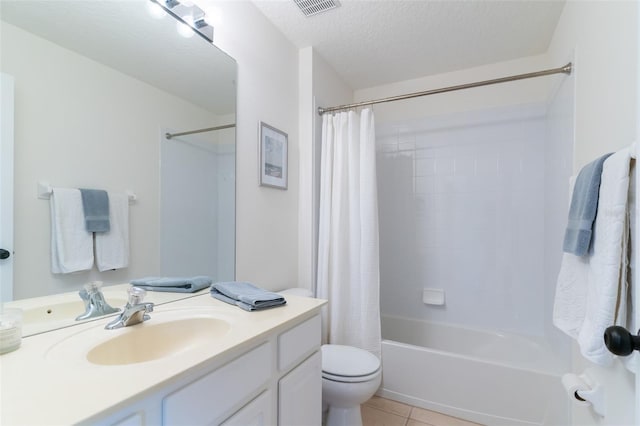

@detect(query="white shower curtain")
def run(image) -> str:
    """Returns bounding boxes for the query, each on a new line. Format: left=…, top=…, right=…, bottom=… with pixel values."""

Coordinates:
left=317, top=108, right=381, bottom=359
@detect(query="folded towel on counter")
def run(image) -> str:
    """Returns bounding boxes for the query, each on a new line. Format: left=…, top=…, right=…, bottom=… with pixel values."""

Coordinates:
left=79, top=188, right=110, bottom=233
left=562, top=153, right=613, bottom=256
left=50, top=188, right=94, bottom=274
left=210, top=281, right=286, bottom=311
left=130, top=276, right=212, bottom=293
left=95, top=193, right=129, bottom=271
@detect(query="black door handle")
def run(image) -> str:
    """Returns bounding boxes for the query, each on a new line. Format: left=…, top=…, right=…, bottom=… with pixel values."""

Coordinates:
left=604, top=326, right=640, bottom=356
left=0, top=249, right=10, bottom=260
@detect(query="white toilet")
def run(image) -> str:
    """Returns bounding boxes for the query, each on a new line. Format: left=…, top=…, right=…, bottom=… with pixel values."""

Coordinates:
left=321, top=344, right=382, bottom=426
left=279, top=288, right=382, bottom=426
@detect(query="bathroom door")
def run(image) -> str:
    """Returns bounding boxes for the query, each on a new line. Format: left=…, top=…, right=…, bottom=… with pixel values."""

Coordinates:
left=0, top=73, right=14, bottom=303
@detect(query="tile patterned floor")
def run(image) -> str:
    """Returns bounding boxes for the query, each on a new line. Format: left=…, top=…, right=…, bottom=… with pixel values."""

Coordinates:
left=361, top=396, right=484, bottom=426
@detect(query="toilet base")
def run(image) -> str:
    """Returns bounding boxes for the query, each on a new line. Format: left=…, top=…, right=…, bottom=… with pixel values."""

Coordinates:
left=326, top=405, right=363, bottom=426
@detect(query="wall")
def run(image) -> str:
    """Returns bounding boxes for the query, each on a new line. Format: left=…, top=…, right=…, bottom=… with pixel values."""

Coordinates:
left=376, top=103, right=549, bottom=336
left=546, top=1, right=639, bottom=425
left=544, top=65, right=575, bottom=365
left=159, top=130, right=235, bottom=282
left=298, top=47, right=353, bottom=293
left=354, top=55, right=568, bottom=335
left=209, top=0, right=300, bottom=291
left=354, top=54, right=553, bottom=123
left=1, top=22, right=219, bottom=298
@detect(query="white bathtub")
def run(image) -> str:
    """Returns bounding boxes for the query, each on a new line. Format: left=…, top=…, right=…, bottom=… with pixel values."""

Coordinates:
left=379, top=316, right=569, bottom=426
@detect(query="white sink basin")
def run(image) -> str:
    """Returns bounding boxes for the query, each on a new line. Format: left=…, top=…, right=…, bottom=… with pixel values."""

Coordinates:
left=46, top=308, right=238, bottom=366
left=87, top=317, right=231, bottom=365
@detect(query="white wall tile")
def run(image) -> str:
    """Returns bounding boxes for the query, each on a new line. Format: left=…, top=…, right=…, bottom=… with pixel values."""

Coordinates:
left=377, top=103, right=551, bottom=336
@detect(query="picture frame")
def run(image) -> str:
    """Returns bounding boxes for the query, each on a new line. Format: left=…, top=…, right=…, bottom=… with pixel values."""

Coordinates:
left=259, top=121, right=288, bottom=189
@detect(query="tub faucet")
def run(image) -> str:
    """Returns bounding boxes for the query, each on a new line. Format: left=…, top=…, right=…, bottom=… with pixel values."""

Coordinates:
left=76, top=281, right=120, bottom=321
left=105, top=287, right=154, bottom=330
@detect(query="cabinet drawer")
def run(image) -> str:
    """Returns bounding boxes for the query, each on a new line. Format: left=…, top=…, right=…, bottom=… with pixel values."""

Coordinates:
left=221, top=390, right=273, bottom=426
left=163, top=342, right=271, bottom=425
left=277, top=315, right=320, bottom=371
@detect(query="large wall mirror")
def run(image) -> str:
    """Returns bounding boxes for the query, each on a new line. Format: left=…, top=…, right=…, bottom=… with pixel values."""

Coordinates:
left=0, top=0, right=236, bottom=334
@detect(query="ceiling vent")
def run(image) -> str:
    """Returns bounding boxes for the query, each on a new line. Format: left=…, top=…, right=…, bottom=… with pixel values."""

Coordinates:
left=294, top=0, right=340, bottom=17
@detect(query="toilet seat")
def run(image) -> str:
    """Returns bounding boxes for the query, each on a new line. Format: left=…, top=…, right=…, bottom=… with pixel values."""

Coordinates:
left=322, top=370, right=380, bottom=383
left=321, top=344, right=381, bottom=383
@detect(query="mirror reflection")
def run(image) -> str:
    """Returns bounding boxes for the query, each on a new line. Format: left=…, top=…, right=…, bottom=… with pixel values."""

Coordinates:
left=0, top=0, right=236, bottom=335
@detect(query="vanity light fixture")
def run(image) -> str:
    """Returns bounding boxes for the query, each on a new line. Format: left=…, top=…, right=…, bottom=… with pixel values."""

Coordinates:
left=148, top=0, right=213, bottom=43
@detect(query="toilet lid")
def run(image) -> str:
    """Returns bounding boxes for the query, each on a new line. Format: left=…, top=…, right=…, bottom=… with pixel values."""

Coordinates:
left=321, top=344, right=381, bottom=378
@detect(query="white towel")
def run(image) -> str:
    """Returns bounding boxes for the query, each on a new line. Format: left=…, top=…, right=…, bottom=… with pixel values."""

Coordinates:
left=553, top=147, right=632, bottom=366
left=95, top=192, right=129, bottom=271
left=50, top=188, right=93, bottom=274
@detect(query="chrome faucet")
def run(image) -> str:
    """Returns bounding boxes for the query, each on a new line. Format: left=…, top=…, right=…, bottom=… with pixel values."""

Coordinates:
left=105, top=287, right=154, bottom=330
left=76, top=281, right=120, bottom=321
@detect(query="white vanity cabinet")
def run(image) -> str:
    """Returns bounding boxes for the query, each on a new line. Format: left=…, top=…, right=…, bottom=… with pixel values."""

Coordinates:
left=91, top=314, right=322, bottom=426
left=1, top=296, right=327, bottom=425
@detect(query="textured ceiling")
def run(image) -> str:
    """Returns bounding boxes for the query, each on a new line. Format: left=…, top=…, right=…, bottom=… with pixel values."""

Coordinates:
left=252, top=0, right=566, bottom=90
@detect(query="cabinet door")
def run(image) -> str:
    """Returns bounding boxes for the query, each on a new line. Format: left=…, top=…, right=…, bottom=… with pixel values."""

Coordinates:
left=278, top=351, right=321, bottom=426
left=163, top=343, right=271, bottom=425
left=221, top=391, right=273, bottom=426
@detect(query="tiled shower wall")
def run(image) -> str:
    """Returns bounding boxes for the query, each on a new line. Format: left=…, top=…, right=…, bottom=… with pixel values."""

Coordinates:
left=377, top=104, right=551, bottom=336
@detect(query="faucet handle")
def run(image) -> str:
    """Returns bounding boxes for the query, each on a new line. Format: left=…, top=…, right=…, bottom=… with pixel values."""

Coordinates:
left=127, top=286, right=147, bottom=305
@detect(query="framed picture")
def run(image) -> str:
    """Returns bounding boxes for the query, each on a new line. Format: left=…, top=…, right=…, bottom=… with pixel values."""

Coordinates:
left=259, top=121, right=288, bottom=189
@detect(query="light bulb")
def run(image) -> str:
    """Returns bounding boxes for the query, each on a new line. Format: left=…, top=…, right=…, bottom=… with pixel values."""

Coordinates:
left=146, top=0, right=166, bottom=19
left=176, top=15, right=195, bottom=38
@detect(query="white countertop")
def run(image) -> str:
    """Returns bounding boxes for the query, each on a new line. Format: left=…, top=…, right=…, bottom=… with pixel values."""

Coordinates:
left=0, top=293, right=325, bottom=425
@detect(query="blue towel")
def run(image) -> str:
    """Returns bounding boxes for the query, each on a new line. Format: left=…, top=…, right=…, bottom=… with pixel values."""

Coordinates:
left=79, top=189, right=110, bottom=232
left=130, top=276, right=212, bottom=293
left=210, top=281, right=286, bottom=311
left=562, top=153, right=613, bottom=256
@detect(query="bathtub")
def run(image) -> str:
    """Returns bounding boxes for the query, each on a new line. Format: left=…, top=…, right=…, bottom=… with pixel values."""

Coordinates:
left=379, top=316, right=569, bottom=426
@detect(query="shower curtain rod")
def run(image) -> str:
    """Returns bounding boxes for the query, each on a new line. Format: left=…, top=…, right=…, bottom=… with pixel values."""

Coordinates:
left=317, top=63, right=573, bottom=115
left=165, top=123, right=236, bottom=140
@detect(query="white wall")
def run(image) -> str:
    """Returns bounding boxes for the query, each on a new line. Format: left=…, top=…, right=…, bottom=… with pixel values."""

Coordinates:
left=298, top=47, right=353, bottom=293
left=159, top=132, right=233, bottom=281
left=354, top=54, right=554, bottom=122
left=207, top=1, right=300, bottom=291
left=376, top=103, right=549, bottom=336
left=355, top=55, right=565, bottom=333
left=298, top=47, right=315, bottom=293
left=1, top=22, right=219, bottom=298
left=547, top=1, right=639, bottom=425
left=544, top=66, right=575, bottom=368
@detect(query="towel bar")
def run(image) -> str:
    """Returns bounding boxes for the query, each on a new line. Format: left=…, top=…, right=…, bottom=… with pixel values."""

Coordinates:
left=37, top=181, right=136, bottom=204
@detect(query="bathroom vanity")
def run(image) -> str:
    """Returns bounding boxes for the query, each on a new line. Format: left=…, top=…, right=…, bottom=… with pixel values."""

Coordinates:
left=0, top=294, right=326, bottom=425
